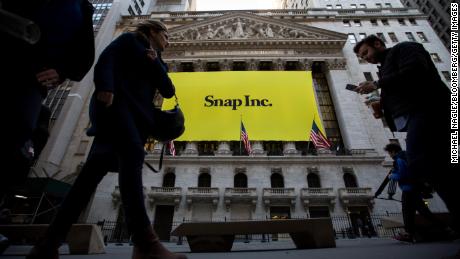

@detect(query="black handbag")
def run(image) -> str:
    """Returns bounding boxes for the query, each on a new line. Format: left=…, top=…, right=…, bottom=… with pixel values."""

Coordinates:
left=150, top=96, right=185, bottom=142
left=145, top=95, right=185, bottom=173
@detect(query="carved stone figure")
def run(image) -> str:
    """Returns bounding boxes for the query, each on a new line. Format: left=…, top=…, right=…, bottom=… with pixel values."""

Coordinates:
left=233, top=18, right=245, bottom=38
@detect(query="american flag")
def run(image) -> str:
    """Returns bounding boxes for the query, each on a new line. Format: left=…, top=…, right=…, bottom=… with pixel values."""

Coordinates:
left=168, top=140, right=176, bottom=156
left=310, top=121, right=331, bottom=149
left=240, top=122, right=252, bottom=154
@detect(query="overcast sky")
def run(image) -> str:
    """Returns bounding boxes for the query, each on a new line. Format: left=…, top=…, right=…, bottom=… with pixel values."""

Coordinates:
left=196, top=0, right=279, bottom=11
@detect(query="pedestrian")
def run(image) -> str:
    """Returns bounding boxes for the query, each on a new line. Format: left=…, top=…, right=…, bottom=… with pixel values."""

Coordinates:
left=27, top=20, right=186, bottom=259
left=384, top=143, right=451, bottom=242
left=353, top=35, right=459, bottom=232
left=0, top=0, right=95, bottom=206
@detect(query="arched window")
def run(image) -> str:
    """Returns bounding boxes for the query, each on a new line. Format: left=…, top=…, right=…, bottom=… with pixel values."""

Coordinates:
left=270, top=173, right=284, bottom=188
left=198, top=173, right=211, bottom=187
left=162, top=173, right=175, bottom=187
left=343, top=173, right=358, bottom=188
left=234, top=173, right=248, bottom=188
left=307, top=173, right=321, bottom=188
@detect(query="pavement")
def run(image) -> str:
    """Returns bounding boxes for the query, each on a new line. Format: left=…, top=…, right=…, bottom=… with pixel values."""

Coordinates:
left=1, top=238, right=459, bottom=259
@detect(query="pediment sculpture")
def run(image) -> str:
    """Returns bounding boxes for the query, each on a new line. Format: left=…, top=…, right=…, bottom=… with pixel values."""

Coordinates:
left=169, top=16, right=330, bottom=41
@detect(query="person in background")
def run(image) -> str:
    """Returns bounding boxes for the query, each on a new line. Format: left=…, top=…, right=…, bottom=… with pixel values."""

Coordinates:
left=0, top=0, right=95, bottom=255
left=27, top=20, right=186, bottom=259
left=353, top=35, right=459, bottom=232
left=0, top=0, right=95, bottom=202
left=384, top=143, right=451, bottom=242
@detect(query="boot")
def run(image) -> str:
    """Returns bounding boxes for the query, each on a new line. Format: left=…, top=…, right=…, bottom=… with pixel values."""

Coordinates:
left=26, top=239, right=59, bottom=259
left=132, top=225, right=187, bottom=259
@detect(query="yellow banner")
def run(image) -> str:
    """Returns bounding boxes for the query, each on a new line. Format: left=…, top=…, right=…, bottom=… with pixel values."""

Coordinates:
left=162, top=71, right=326, bottom=141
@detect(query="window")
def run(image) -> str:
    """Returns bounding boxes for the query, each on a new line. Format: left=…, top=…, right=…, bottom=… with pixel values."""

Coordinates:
left=198, top=172, right=211, bottom=187
left=430, top=53, right=442, bottom=62
left=350, top=4, right=357, bottom=8
left=258, top=61, right=273, bottom=71
left=232, top=61, right=247, bottom=71
left=416, top=32, right=428, bottom=42
left=388, top=32, right=399, bottom=42
left=406, top=32, right=416, bottom=41
left=162, top=172, right=175, bottom=187
left=354, top=20, right=362, bottom=26
left=363, top=72, right=374, bottom=81
left=128, top=6, right=135, bottom=15
left=343, top=172, right=358, bottom=187
left=442, top=71, right=451, bottom=81
left=376, top=33, right=387, bottom=43
left=385, top=3, right=392, bottom=8
left=398, top=19, right=406, bottom=26
left=138, top=0, right=145, bottom=7
left=134, top=1, right=141, bottom=14
left=376, top=3, right=382, bottom=8
left=343, top=20, right=351, bottom=27
left=206, top=62, right=220, bottom=71
left=234, top=173, right=248, bottom=188
left=409, top=18, right=417, bottom=25
left=360, top=4, right=367, bottom=8
left=326, top=4, right=332, bottom=9
left=309, top=206, right=330, bottom=218
left=359, top=33, right=367, bottom=40
left=348, top=33, right=357, bottom=44
left=270, top=172, right=284, bottom=188
left=336, top=4, right=342, bottom=9
left=381, top=19, right=389, bottom=26
left=307, top=173, right=321, bottom=188
left=370, top=19, right=378, bottom=26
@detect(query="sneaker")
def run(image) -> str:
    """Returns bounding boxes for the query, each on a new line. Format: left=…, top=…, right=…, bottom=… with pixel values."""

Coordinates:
left=394, top=233, right=415, bottom=243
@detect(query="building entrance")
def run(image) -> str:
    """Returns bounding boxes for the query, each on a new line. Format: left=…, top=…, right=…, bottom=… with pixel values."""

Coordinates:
left=153, top=205, right=175, bottom=241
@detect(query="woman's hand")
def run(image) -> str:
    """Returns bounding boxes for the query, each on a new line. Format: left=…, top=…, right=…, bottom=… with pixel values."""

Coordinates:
left=146, top=48, right=158, bottom=61
left=97, top=91, right=114, bottom=107
left=36, top=68, right=61, bottom=89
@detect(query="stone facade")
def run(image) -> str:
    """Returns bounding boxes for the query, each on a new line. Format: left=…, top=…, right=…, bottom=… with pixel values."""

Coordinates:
left=35, top=1, right=451, bottom=238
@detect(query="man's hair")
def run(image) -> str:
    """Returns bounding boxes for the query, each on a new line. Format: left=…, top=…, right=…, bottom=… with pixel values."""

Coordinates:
left=353, top=34, right=386, bottom=53
left=384, top=143, right=402, bottom=153
left=135, top=20, right=167, bottom=35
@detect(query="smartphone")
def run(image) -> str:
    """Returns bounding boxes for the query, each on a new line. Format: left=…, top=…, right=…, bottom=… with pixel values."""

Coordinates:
left=345, top=84, right=358, bottom=91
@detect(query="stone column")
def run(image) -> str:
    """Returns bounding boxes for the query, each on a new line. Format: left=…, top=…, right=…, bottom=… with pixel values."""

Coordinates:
left=325, top=59, right=375, bottom=151
left=274, top=59, right=285, bottom=71
left=220, top=59, right=231, bottom=71
left=251, top=141, right=266, bottom=156
left=193, top=60, right=205, bottom=72
left=216, top=141, right=232, bottom=156
left=182, top=142, right=198, bottom=156
left=248, top=59, right=258, bottom=71
left=283, top=142, right=300, bottom=156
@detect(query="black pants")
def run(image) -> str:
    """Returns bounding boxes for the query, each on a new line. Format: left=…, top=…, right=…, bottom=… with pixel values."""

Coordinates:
left=402, top=191, right=445, bottom=236
left=1, top=86, right=43, bottom=204
left=405, top=112, right=460, bottom=232
left=44, top=137, right=151, bottom=245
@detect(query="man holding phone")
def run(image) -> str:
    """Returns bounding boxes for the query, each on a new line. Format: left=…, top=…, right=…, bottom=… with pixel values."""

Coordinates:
left=352, top=35, right=459, bottom=233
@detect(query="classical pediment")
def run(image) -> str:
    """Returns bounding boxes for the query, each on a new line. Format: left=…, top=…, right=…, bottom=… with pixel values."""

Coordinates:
left=168, top=12, right=346, bottom=43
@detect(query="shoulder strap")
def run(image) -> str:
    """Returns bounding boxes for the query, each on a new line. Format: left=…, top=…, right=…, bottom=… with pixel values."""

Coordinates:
left=144, top=144, right=165, bottom=173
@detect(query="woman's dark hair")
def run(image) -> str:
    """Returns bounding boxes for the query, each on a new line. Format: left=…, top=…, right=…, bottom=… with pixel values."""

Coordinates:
left=135, top=20, right=167, bottom=36
left=384, top=143, right=402, bottom=153
left=353, top=34, right=386, bottom=53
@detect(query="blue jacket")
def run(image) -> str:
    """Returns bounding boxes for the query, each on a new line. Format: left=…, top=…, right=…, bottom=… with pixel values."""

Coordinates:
left=389, top=151, right=412, bottom=192
left=88, top=32, right=175, bottom=142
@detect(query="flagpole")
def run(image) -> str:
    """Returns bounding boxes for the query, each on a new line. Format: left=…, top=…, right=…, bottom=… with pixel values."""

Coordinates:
left=308, top=114, right=314, bottom=155
left=239, top=114, right=242, bottom=156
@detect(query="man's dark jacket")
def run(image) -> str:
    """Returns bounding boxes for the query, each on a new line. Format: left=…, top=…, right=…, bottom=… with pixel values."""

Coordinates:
left=1, top=0, right=95, bottom=95
left=377, top=42, right=450, bottom=131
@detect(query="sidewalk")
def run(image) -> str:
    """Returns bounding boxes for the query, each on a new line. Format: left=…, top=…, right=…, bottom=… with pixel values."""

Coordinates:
left=2, top=238, right=459, bottom=259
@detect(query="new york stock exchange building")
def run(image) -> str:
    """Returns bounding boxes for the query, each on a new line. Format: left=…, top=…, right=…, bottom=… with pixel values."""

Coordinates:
left=27, top=3, right=451, bottom=242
